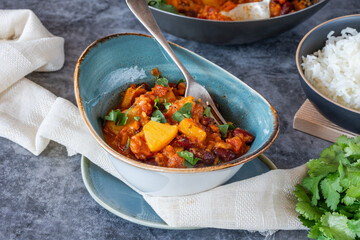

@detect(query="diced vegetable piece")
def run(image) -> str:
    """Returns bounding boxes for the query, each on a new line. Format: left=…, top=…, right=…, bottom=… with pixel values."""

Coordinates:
left=143, top=121, right=178, bottom=152
left=163, top=88, right=177, bottom=102
left=120, top=85, right=147, bottom=109
left=103, top=120, right=124, bottom=135
left=178, top=118, right=206, bottom=143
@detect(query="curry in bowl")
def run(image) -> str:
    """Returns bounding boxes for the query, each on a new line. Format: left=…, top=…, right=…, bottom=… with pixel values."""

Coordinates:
left=103, top=68, right=254, bottom=168
left=148, top=0, right=313, bottom=21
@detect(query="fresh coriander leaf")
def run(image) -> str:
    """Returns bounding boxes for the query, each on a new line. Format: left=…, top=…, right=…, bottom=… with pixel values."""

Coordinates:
left=337, top=135, right=354, bottom=150
left=294, top=184, right=311, bottom=203
left=296, top=201, right=323, bottom=221
left=345, top=184, right=360, bottom=198
left=146, top=0, right=178, bottom=13
left=163, top=99, right=171, bottom=110
left=125, top=137, right=130, bottom=151
left=344, top=142, right=360, bottom=161
left=105, top=107, right=131, bottom=126
left=342, top=196, right=356, bottom=206
left=183, top=161, right=194, bottom=168
left=306, top=156, right=340, bottom=178
left=177, top=150, right=199, bottom=166
left=351, top=159, right=360, bottom=167
left=204, top=106, right=211, bottom=117
left=338, top=205, right=355, bottom=218
left=339, top=203, right=360, bottom=215
left=320, top=212, right=356, bottom=240
left=320, top=172, right=342, bottom=211
left=302, top=175, right=325, bottom=206
left=307, top=223, right=327, bottom=240
left=298, top=215, right=316, bottom=228
left=171, top=102, right=192, bottom=122
left=218, top=123, right=235, bottom=138
left=134, top=116, right=140, bottom=121
left=172, top=112, right=185, bottom=122
left=339, top=164, right=360, bottom=189
left=151, top=110, right=166, bottom=123
left=154, top=96, right=160, bottom=110
left=348, top=219, right=360, bottom=237
left=147, top=0, right=161, bottom=6
left=342, top=184, right=360, bottom=205
left=155, top=77, right=168, bottom=87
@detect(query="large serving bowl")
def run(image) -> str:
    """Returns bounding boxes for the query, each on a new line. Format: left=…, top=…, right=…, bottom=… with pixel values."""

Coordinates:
left=149, top=0, right=329, bottom=45
left=74, top=33, right=279, bottom=196
left=296, top=15, right=360, bottom=134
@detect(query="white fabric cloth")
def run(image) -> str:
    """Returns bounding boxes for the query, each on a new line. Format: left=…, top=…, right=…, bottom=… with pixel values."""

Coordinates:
left=0, top=9, right=308, bottom=231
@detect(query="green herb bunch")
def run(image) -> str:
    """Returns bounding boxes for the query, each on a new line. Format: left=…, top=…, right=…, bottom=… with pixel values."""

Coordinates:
left=295, top=136, right=360, bottom=240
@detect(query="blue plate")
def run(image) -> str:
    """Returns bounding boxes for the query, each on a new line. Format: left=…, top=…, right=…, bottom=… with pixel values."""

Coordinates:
left=81, top=154, right=276, bottom=230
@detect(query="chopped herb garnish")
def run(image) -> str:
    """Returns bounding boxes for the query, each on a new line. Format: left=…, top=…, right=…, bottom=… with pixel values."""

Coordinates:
left=151, top=110, right=167, bottom=123
left=183, top=161, right=195, bottom=168
left=155, top=77, right=168, bottom=87
left=154, top=96, right=160, bottom=110
left=204, top=106, right=211, bottom=117
left=163, top=99, right=171, bottom=111
left=218, top=123, right=235, bottom=138
left=146, top=0, right=178, bottom=14
left=134, top=116, right=140, bottom=121
left=105, top=107, right=132, bottom=126
left=177, top=79, right=185, bottom=85
left=177, top=150, right=200, bottom=167
left=172, top=102, right=193, bottom=122
left=125, top=137, right=130, bottom=151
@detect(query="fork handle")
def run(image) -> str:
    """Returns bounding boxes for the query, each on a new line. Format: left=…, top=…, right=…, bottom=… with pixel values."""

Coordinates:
left=126, top=0, right=194, bottom=89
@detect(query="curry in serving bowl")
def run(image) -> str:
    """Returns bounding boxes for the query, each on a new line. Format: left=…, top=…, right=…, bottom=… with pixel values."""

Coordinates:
left=74, top=33, right=278, bottom=195
left=152, top=0, right=313, bottom=21
left=103, top=68, right=254, bottom=168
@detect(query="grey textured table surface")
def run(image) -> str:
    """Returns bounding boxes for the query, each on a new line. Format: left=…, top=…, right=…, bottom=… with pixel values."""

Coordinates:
left=1, top=0, right=359, bottom=239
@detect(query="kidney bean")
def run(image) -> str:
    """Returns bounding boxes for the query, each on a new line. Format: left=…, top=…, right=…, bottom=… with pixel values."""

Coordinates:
left=201, top=116, right=214, bottom=126
left=194, top=163, right=206, bottom=168
left=189, top=148, right=216, bottom=165
left=173, top=136, right=193, bottom=149
left=143, top=158, right=158, bottom=166
left=213, top=148, right=236, bottom=162
left=281, top=2, right=293, bottom=15
left=202, top=151, right=216, bottom=165
left=232, top=128, right=255, bottom=144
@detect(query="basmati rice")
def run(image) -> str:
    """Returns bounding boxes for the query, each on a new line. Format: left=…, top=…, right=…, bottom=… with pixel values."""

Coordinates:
left=302, top=27, right=360, bottom=111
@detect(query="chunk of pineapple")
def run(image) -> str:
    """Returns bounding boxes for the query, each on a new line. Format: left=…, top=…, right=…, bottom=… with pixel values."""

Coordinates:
left=178, top=118, right=206, bottom=143
left=120, top=85, right=147, bottom=109
left=143, top=121, right=178, bottom=152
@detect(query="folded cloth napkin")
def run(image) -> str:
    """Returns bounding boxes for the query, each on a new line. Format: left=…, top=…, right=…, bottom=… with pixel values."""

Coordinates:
left=0, top=9, right=308, bottom=231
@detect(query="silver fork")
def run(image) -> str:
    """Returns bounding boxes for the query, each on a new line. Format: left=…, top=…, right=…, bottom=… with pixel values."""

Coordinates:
left=126, top=0, right=227, bottom=125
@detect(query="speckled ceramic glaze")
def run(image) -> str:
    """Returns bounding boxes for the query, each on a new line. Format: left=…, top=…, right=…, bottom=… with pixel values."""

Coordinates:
left=149, top=0, right=329, bottom=45
left=74, top=33, right=279, bottom=196
left=296, top=15, right=360, bottom=134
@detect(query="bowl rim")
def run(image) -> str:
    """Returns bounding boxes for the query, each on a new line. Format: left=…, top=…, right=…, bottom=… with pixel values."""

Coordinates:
left=149, top=0, right=329, bottom=23
left=296, top=14, right=360, bottom=115
left=74, top=32, right=279, bottom=173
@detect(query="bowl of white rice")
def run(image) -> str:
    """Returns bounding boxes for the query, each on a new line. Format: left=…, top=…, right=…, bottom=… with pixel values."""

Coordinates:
left=296, top=14, right=360, bottom=134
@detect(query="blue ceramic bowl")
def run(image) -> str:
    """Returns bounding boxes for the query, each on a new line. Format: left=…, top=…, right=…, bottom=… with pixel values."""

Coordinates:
left=149, top=0, right=329, bottom=45
left=296, top=15, right=360, bottom=134
left=74, top=33, right=279, bottom=196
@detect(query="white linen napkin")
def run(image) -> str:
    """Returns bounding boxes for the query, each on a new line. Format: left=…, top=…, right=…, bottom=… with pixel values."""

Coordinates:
left=0, top=9, right=307, bottom=231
